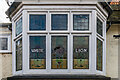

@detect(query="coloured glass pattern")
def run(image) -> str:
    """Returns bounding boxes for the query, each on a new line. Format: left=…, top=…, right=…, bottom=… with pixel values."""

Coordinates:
left=73, top=36, right=89, bottom=69
left=51, top=36, right=67, bottom=69
left=30, top=15, right=46, bottom=30
left=30, top=36, right=46, bottom=69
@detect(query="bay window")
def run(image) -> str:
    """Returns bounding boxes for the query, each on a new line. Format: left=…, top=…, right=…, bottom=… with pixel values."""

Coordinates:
left=13, top=10, right=106, bottom=75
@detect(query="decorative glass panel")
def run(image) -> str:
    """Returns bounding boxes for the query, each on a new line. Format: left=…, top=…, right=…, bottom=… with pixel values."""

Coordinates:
left=0, top=38, right=8, bottom=50
left=30, top=36, right=46, bottom=69
left=16, top=18, right=22, bottom=36
left=97, top=18, right=103, bottom=36
left=51, top=36, right=67, bottom=69
left=97, top=38, right=103, bottom=71
left=51, top=14, right=68, bottom=30
left=16, top=38, right=22, bottom=71
left=30, top=15, right=46, bottom=30
left=73, top=14, right=89, bottom=30
left=73, top=36, right=89, bottom=69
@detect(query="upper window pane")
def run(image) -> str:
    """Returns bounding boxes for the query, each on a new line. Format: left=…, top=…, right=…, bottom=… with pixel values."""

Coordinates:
left=51, top=36, right=67, bottom=69
left=16, top=38, right=22, bottom=71
left=51, top=14, right=68, bottom=30
left=73, top=14, right=89, bottom=30
left=96, top=38, right=103, bottom=71
left=97, top=18, right=103, bottom=36
left=73, top=36, right=89, bottom=69
left=30, top=15, right=46, bottom=31
left=16, top=18, right=22, bottom=36
left=0, top=38, right=8, bottom=50
left=30, top=36, right=46, bottom=69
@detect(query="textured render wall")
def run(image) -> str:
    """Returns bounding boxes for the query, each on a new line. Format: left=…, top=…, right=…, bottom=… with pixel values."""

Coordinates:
left=2, top=54, right=12, bottom=78
left=106, top=24, right=119, bottom=78
left=0, top=54, right=2, bottom=80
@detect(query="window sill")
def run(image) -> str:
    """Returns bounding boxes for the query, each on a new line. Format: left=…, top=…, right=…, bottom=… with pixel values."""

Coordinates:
left=7, top=75, right=111, bottom=80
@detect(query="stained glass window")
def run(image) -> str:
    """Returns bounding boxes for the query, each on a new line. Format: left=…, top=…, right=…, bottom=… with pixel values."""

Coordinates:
left=51, top=36, right=67, bottom=69
left=73, top=36, right=89, bottom=69
left=30, top=15, right=46, bottom=30
left=16, top=38, right=22, bottom=71
left=0, top=38, right=8, bottom=50
left=30, top=36, right=46, bottom=69
left=97, top=18, right=103, bottom=36
left=16, top=18, right=22, bottom=36
left=97, top=38, right=103, bottom=71
left=73, top=14, right=89, bottom=30
left=51, top=14, right=68, bottom=30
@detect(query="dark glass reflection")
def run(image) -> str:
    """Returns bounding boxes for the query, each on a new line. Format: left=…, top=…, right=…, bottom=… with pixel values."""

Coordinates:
left=30, top=15, right=46, bottom=30
left=51, top=14, right=68, bottom=30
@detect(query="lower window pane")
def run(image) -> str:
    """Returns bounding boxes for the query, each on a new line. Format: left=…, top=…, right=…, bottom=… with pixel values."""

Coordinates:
left=97, top=38, right=103, bottom=71
left=73, top=36, right=89, bottom=69
left=16, top=38, right=22, bottom=71
left=51, top=36, right=67, bottom=69
left=30, top=36, right=46, bottom=69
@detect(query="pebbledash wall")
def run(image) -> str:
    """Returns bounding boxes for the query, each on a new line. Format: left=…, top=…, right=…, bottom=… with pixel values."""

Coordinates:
left=0, top=23, right=12, bottom=80
left=0, top=0, right=119, bottom=80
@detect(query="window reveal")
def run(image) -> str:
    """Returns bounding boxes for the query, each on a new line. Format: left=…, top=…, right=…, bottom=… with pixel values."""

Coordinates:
left=16, top=38, right=22, bottom=71
left=51, top=36, right=67, bottom=69
left=30, top=36, right=46, bottom=69
left=73, top=36, right=89, bottom=69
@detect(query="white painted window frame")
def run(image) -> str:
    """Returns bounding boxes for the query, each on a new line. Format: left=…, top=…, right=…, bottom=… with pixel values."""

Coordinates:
left=12, top=7, right=107, bottom=76
left=0, top=35, right=11, bottom=53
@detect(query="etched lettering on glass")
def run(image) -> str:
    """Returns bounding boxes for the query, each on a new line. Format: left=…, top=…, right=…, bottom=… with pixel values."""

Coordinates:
left=73, top=36, right=89, bottom=69
left=30, top=36, right=46, bottom=69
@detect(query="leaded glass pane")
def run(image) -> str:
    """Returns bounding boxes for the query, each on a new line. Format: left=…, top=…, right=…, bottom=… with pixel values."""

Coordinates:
left=73, top=14, right=89, bottom=30
left=51, top=14, right=68, bottom=30
left=0, top=38, right=8, bottom=50
left=51, top=36, right=67, bottom=69
left=30, top=36, right=46, bottom=69
left=97, top=38, right=103, bottom=71
left=73, top=36, right=89, bottom=69
left=16, top=18, right=22, bottom=36
left=16, top=38, right=22, bottom=71
left=97, top=18, right=103, bottom=36
left=30, top=15, right=46, bottom=30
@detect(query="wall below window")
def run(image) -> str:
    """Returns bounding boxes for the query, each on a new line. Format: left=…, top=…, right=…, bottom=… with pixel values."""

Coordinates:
left=106, top=24, right=119, bottom=79
left=0, top=53, right=12, bottom=80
